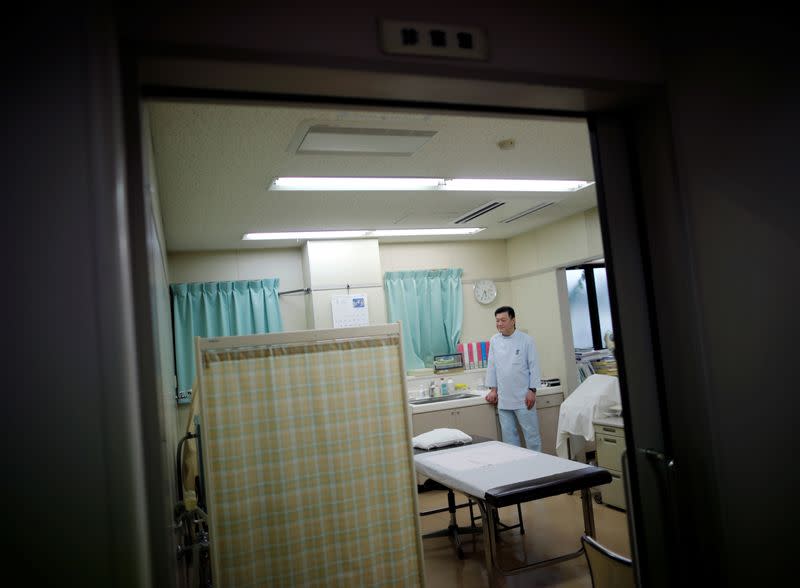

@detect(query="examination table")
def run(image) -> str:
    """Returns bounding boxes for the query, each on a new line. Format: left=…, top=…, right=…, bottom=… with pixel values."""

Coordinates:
left=414, top=439, right=611, bottom=576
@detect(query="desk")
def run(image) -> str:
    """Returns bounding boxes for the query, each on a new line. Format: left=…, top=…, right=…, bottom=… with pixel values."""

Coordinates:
left=415, top=440, right=612, bottom=576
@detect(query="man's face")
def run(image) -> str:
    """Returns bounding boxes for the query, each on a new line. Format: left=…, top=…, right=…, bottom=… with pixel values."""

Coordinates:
left=495, top=312, right=515, bottom=336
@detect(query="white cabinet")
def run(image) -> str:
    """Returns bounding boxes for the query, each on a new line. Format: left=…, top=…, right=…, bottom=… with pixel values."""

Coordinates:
left=412, top=403, right=499, bottom=440
left=594, top=417, right=627, bottom=510
left=503, top=389, right=563, bottom=454
left=536, top=390, right=563, bottom=456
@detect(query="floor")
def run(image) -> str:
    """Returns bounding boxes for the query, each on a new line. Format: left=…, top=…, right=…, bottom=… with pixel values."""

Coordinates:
left=416, top=486, right=631, bottom=588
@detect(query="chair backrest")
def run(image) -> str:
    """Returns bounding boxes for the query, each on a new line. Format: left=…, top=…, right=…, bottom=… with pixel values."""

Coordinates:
left=581, top=534, right=635, bottom=588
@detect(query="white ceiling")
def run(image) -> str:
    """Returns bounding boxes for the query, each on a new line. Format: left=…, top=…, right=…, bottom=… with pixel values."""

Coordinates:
left=145, top=100, right=597, bottom=252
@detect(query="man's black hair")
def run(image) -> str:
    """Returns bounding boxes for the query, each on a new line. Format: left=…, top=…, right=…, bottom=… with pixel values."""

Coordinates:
left=495, top=306, right=515, bottom=318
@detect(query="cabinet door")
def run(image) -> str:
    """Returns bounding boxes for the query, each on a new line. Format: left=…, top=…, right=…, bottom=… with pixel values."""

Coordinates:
left=538, top=406, right=560, bottom=456
left=455, top=404, right=499, bottom=440
left=536, top=392, right=563, bottom=455
left=602, top=471, right=627, bottom=509
left=597, top=432, right=626, bottom=471
left=411, top=409, right=455, bottom=436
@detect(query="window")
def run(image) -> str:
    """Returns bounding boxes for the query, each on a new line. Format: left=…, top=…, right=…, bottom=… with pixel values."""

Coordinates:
left=566, top=263, right=613, bottom=351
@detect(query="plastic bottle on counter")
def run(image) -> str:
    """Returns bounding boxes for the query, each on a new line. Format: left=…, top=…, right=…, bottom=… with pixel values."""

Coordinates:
left=446, top=378, right=455, bottom=395
left=430, top=380, right=438, bottom=397
left=440, top=378, right=447, bottom=396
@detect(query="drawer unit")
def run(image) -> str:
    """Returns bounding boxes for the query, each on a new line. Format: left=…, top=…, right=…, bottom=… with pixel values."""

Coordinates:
left=596, top=428, right=626, bottom=472
left=538, top=393, right=562, bottom=409
left=603, top=471, right=626, bottom=509
left=596, top=422, right=624, bottom=437
left=593, top=418, right=627, bottom=510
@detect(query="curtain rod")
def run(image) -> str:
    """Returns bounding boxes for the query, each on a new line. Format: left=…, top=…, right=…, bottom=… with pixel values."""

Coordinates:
left=278, top=287, right=311, bottom=296
left=279, top=284, right=385, bottom=295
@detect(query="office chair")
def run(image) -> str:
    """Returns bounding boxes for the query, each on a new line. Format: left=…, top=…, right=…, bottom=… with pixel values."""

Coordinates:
left=581, top=534, right=634, bottom=588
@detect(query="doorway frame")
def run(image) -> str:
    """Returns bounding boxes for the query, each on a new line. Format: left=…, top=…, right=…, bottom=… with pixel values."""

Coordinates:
left=124, top=55, right=698, bottom=588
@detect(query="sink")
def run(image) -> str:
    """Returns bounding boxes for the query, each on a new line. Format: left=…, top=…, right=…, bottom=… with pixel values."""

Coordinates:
left=408, top=392, right=480, bottom=405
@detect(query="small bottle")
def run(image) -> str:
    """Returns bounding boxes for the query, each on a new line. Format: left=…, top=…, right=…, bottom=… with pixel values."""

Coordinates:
left=447, top=378, right=455, bottom=395
left=430, top=380, right=437, bottom=397
left=440, top=378, right=447, bottom=396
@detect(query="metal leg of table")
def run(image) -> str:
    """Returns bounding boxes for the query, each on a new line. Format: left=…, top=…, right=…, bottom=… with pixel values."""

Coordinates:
left=469, top=498, right=525, bottom=535
left=477, top=495, right=591, bottom=576
left=581, top=486, right=596, bottom=537
left=479, top=501, right=498, bottom=577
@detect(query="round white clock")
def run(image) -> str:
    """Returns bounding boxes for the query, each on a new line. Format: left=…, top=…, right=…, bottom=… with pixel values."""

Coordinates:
left=473, top=279, right=497, bottom=305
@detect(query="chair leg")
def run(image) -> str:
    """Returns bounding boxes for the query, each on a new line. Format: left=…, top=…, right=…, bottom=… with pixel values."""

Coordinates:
left=517, top=503, right=525, bottom=535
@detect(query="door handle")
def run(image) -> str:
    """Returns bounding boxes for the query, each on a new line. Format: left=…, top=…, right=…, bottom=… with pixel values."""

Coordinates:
left=637, top=447, right=675, bottom=472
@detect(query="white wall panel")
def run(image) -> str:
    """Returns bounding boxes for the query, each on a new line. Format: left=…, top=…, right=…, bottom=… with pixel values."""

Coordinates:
left=510, top=273, right=566, bottom=384
left=306, top=239, right=382, bottom=286
left=507, top=210, right=603, bottom=278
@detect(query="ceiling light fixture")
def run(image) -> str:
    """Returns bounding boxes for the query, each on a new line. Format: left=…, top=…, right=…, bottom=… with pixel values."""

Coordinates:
left=242, top=230, right=369, bottom=240
left=441, top=179, right=593, bottom=192
left=268, top=177, right=593, bottom=192
left=242, top=228, right=484, bottom=241
left=269, top=177, right=443, bottom=191
left=369, top=228, right=484, bottom=237
left=297, top=126, right=437, bottom=156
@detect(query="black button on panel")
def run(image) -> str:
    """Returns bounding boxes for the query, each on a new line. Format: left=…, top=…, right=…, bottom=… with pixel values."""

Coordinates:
left=430, top=29, right=447, bottom=47
left=457, top=32, right=473, bottom=49
left=401, top=28, right=419, bottom=45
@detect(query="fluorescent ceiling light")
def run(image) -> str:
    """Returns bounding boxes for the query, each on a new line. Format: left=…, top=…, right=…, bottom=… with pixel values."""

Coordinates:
left=270, top=177, right=443, bottom=191
left=370, top=228, right=484, bottom=237
left=297, top=126, right=436, bottom=156
left=243, top=230, right=369, bottom=240
left=242, top=228, right=484, bottom=240
left=268, top=177, right=593, bottom=192
left=441, top=179, right=593, bottom=192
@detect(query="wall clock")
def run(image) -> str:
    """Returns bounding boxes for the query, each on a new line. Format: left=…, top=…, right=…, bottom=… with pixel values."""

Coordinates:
left=473, top=279, right=498, bottom=305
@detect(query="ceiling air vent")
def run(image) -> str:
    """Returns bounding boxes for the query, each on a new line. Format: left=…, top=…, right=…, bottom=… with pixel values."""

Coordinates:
left=453, top=201, right=505, bottom=224
left=296, top=126, right=436, bottom=156
left=500, top=202, right=554, bottom=223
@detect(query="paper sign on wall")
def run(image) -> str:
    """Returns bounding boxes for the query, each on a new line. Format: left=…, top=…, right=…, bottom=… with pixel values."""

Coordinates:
left=332, top=294, right=369, bottom=328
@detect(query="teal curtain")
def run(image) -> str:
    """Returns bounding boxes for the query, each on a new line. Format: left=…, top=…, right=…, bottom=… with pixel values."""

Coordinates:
left=171, top=278, right=283, bottom=400
left=384, top=269, right=463, bottom=369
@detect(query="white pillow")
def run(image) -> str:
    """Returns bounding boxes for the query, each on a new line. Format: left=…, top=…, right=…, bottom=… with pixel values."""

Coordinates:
left=413, top=428, right=473, bottom=450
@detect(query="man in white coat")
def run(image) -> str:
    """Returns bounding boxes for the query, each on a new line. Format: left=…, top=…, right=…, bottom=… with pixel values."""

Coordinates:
left=485, top=306, right=542, bottom=451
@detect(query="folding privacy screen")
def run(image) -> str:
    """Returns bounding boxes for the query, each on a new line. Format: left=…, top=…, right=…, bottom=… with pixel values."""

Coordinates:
left=195, top=324, right=425, bottom=587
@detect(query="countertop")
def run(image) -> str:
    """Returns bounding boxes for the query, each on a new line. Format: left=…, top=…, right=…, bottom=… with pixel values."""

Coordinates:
left=409, top=385, right=562, bottom=414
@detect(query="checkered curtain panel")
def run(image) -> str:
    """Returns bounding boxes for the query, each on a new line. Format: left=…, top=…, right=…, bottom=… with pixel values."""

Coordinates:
left=198, top=334, right=424, bottom=587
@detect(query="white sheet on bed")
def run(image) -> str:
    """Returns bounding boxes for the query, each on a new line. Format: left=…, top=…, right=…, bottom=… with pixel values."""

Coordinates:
left=414, top=440, right=590, bottom=498
left=556, top=374, right=622, bottom=458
